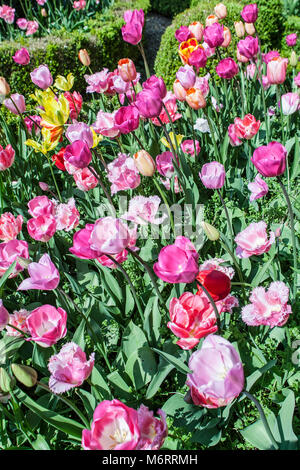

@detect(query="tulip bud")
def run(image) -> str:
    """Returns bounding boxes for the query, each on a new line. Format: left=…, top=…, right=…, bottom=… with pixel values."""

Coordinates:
left=214, top=3, right=227, bottom=19
left=234, top=21, right=245, bottom=38
left=245, top=22, right=256, bottom=36
left=173, top=79, right=187, bottom=101
left=78, top=49, right=91, bottom=67
left=133, top=150, right=156, bottom=176
left=290, top=51, right=298, bottom=67
left=0, top=368, right=16, bottom=393
left=16, top=256, right=31, bottom=269
left=41, top=8, right=47, bottom=17
left=205, top=15, right=219, bottom=26
left=11, top=364, right=38, bottom=388
left=201, top=221, right=220, bottom=241
left=222, top=27, right=232, bottom=48
left=118, top=58, right=137, bottom=83
left=0, top=77, right=10, bottom=96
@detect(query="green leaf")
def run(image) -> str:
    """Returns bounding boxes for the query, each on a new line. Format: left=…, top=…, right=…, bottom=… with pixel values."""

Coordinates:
left=122, top=321, right=148, bottom=359
left=240, top=411, right=277, bottom=450
left=107, top=370, right=132, bottom=399
left=31, top=435, right=50, bottom=450
left=90, top=364, right=112, bottom=401
left=72, top=319, right=86, bottom=350
left=14, top=388, right=84, bottom=440
left=277, top=390, right=298, bottom=450
left=0, top=260, right=17, bottom=290
left=152, top=348, right=192, bottom=375
left=245, top=360, right=277, bottom=392
left=125, top=346, right=157, bottom=390
left=76, top=389, right=97, bottom=419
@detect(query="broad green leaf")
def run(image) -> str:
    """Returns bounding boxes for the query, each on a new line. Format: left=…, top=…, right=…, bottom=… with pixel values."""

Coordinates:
left=245, top=360, right=277, bottom=392
left=125, top=346, right=157, bottom=390
left=0, top=260, right=17, bottom=290
left=107, top=370, right=132, bottom=399
left=122, top=321, right=148, bottom=359
left=31, top=435, right=50, bottom=450
left=240, top=411, right=277, bottom=450
left=152, top=348, right=192, bottom=375
left=90, top=365, right=112, bottom=401
left=76, top=389, right=97, bottom=419
left=14, top=388, right=84, bottom=440
left=72, top=319, right=86, bottom=350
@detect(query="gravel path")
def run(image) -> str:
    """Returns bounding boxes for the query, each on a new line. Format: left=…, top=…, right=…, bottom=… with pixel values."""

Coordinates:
left=143, top=12, right=172, bottom=75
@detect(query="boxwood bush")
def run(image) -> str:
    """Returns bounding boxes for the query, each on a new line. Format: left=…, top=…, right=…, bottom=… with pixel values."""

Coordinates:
left=151, top=0, right=193, bottom=18
left=281, top=15, right=300, bottom=57
left=155, top=0, right=284, bottom=89
left=0, top=0, right=150, bottom=98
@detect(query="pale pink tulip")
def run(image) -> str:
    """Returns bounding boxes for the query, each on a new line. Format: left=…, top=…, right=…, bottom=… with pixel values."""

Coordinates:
left=0, top=213, right=23, bottom=242
left=107, top=153, right=140, bottom=195
left=247, top=175, right=269, bottom=202
left=18, top=254, right=60, bottom=291
left=121, top=196, right=166, bottom=225
left=235, top=221, right=275, bottom=258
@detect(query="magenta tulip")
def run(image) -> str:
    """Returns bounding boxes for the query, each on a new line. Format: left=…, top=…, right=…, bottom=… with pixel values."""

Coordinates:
left=143, top=75, right=167, bottom=100
left=0, top=300, right=9, bottom=330
left=241, top=4, right=258, bottom=23
left=216, top=58, right=239, bottom=79
left=251, top=142, right=287, bottom=177
left=237, top=36, right=258, bottom=59
left=153, top=236, right=199, bottom=284
left=70, top=223, right=102, bottom=259
left=203, top=23, right=224, bottom=48
left=286, top=33, right=297, bottom=47
left=114, top=105, right=140, bottom=134
left=121, top=9, right=144, bottom=45
left=12, top=47, right=30, bottom=65
left=135, top=90, right=163, bottom=118
left=26, top=304, right=67, bottom=347
left=64, top=140, right=92, bottom=169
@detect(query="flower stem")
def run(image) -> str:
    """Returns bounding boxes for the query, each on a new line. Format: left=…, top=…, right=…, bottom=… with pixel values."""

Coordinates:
left=217, top=189, right=234, bottom=246
left=137, top=42, right=150, bottom=79
left=88, top=164, right=114, bottom=209
left=127, top=248, right=164, bottom=303
left=277, top=177, right=298, bottom=298
left=243, top=390, right=279, bottom=450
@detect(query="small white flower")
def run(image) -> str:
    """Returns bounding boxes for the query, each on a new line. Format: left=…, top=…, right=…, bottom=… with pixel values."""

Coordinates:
left=194, top=118, right=211, bottom=134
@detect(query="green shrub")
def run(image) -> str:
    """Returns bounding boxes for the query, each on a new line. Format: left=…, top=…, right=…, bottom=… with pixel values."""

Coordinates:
left=155, top=0, right=283, bottom=89
left=0, top=0, right=150, bottom=98
left=151, top=0, right=193, bottom=18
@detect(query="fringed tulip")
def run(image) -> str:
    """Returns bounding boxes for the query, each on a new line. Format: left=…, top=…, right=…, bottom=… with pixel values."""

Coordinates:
left=235, top=221, right=275, bottom=258
left=0, top=212, right=23, bottom=242
left=107, top=153, right=140, bottom=195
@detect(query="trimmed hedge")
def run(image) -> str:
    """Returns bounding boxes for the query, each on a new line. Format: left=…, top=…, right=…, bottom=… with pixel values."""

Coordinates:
left=281, top=15, right=300, bottom=57
left=0, top=0, right=150, bottom=98
left=151, top=0, right=193, bottom=18
left=155, top=0, right=284, bottom=89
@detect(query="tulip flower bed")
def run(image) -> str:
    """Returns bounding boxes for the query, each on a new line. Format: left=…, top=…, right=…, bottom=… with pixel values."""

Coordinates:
left=0, top=0, right=111, bottom=40
left=0, top=2, right=299, bottom=452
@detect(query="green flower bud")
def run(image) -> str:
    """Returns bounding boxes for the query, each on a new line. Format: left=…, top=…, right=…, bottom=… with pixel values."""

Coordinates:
left=201, top=221, right=220, bottom=241
left=11, top=364, right=38, bottom=388
left=0, top=367, right=16, bottom=393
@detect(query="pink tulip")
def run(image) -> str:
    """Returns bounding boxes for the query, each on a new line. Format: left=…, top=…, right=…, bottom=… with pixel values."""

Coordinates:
left=234, top=114, right=261, bottom=139
left=248, top=175, right=269, bottom=202
left=228, top=124, right=242, bottom=146
left=16, top=18, right=28, bottom=30
left=112, top=74, right=130, bottom=94
left=186, top=335, right=244, bottom=408
left=84, top=69, right=110, bottom=94
left=90, top=217, right=130, bottom=255
left=216, top=58, right=239, bottom=79
left=241, top=4, right=258, bottom=23
left=214, top=3, right=227, bottom=19
left=64, top=140, right=92, bottom=169
left=267, top=57, right=288, bottom=85
left=188, top=47, right=207, bottom=70
left=48, top=342, right=94, bottom=393
left=0, top=144, right=15, bottom=171
left=70, top=223, right=102, bottom=259
left=107, top=153, right=140, bottom=195
left=176, top=65, right=196, bottom=90
left=28, top=195, right=55, bottom=218
left=30, top=65, right=53, bottom=90
left=279, top=92, right=300, bottom=115
left=235, top=221, right=275, bottom=258
left=24, top=115, right=42, bottom=135
left=175, top=26, right=191, bottom=42
left=64, top=91, right=82, bottom=120
left=0, top=212, right=23, bottom=242
left=12, top=48, right=30, bottom=65
left=173, top=79, right=187, bottom=101
left=203, top=23, right=224, bottom=48
left=26, top=304, right=67, bottom=347
left=188, top=22, right=204, bottom=41
left=251, top=141, right=287, bottom=177
left=25, top=20, right=39, bottom=36
left=65, top=123, right=94, bottom=148
left=92, top=110, right=120, bottom=138
left=0, top=300, right=9, bottom=331
left=161, top=175, right=182, bottom=194
left=136, top=405, right=167, bottom=450
left=153, top=236, right=199, bottom=284
left=285, top=33, right=297, bottom=47
left=262, top=50, right=280, bottom=64
left=194, top=75, right=210, bottom=98
left=135, top=89, right=163, bottom=118
left=6, top=309, right=30, bottom=337
left=168, top=291, right=217, bottom=350
left=118, top=58, right=137, bottom=83
left=199, top=162, right=225, bottom=189
left=53, top=198, right=80, bottom=232
left=18, top=253, right=59, bottom=291
left=121, top=195, right=166, bottom=225
left=237, top=49, right=249, bottom=63
left=152, top=91, right=181, bottom=126
left=143, top=75, right=167, bottom=100
left=73, top=0, right=86, bottom=10
left=237, top=36, right=258, bottom=59
left=97, top=250, right=128, bottom=269
left=73, top=167, right=98, bottom=191
left=242, top=281, right=292, bottom=327
left=156, top=151, right=174, bottom=178
left=82, top=399, right=140, bottom=450
left=294, top=72, right=300, bottom=87
left=0, top=5, right=15, bottom=23
left=181, top=139, right=201, bottom=157
left=0, top=240, right=29, bottom=278
left=3, top=94, right=26, bottom=114
left=27, top=215, right=57, bottom=242
left=121, top=9, right=144, bottom=45
left=114, top=105, right=140, bottom=134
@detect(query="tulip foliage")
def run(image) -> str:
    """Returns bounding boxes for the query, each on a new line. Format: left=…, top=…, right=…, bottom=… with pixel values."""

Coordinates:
left=0, top=2, right=299, bottom=452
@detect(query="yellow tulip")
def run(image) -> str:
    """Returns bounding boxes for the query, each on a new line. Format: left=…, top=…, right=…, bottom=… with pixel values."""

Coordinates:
left=54, top=73, right=75, bottom=92
left=160, top=132, right=184, bottom=150
left=26, top=128, right=59, bottom=155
